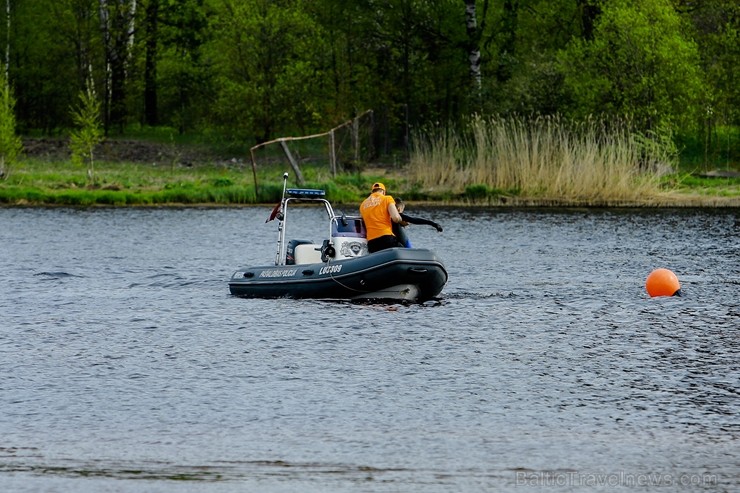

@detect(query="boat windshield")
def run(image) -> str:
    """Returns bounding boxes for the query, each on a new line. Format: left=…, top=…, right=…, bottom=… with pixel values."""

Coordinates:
left=332, top=217, right=366, bottom=238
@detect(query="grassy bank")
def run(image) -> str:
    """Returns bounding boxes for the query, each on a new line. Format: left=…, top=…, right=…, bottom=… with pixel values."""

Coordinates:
left=0, top=158, right=375, bottom=206
left=1, top=120, right=738, bottom=207
left=0, top=160, right=256, bottom=206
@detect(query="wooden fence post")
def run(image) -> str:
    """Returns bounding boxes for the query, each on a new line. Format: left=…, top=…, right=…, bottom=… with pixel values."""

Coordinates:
left=280, top=140, right=305, bottom=186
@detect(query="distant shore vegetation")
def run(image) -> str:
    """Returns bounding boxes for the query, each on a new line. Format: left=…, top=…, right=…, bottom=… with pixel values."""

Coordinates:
left=1, top=117, right=737, bottom=208
left=1, top=2, right=737, bottom=208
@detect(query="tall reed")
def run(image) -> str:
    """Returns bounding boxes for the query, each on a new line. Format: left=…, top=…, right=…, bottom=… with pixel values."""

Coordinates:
left=409, top=115, right=671, bottom=201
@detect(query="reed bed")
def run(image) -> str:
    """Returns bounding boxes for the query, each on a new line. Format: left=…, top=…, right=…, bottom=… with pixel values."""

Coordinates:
left=409, top=115, right=671, bottom=202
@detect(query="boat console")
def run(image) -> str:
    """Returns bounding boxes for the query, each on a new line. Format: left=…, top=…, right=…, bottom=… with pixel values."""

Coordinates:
left=330, top=216, right=368, bottom=260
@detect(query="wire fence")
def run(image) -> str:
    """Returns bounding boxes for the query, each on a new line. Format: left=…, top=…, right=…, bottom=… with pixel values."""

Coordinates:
left=249, top=110, right=375, bottom=193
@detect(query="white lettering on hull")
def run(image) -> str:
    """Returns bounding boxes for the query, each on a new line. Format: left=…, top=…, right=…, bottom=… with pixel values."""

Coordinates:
left=259, top=269, right=298, bottom=278
left=319, top=264, right=343, bottom=275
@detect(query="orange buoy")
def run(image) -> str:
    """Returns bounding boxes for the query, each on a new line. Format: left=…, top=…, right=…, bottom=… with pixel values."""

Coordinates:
left=646, top=268, right=681, bottom=297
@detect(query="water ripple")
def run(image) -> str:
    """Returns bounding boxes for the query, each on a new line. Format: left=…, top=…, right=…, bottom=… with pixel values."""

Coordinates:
left=0, top=207, right=737, bottom=492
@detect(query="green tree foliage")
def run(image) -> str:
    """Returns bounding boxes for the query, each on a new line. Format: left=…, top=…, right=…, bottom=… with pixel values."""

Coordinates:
left=677, top=0, right=739, bottom=161
left=481, top=0, right=581, bottom=115
left=0, top=71, right=22, bottom=180
left=205, top=0, right=329, bottom=143
left=309, top=0, right=479, bottom=150
left=0, top=0, right=735, bottom=161
left=70, top=82, right=104, bottom=183
left=557, top=0, right=706, bottom=133
left=154, top=0, right=211, bottom=133
left=9, top=0, right=84, bottom=132
left=98, top=0, right=138, bottom=132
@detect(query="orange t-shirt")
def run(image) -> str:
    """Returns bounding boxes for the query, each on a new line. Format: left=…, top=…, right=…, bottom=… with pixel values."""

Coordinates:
left=360, top=192, right=396, bottom=241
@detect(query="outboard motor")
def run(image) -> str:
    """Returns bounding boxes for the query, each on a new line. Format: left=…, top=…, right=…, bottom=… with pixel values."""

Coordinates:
left=286, top=239, right=313, bottom=265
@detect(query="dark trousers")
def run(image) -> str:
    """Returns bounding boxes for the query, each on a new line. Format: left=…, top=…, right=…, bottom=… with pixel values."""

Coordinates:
left=367, top=235, right=401, bottom=253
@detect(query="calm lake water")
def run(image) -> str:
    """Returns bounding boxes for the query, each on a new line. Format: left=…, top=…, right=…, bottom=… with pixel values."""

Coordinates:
left=0, top=206, right=738, bottom=492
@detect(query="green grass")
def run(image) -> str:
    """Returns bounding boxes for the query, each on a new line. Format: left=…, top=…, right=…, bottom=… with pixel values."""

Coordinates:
left=0, top=158, right=376, bottom=206
left=676, top=125, right=739, bottom=172
left=663, top=173, right=740, bottom=197
left=0, top=160, right=253, bottom=206
left=1, top=122, right=738, bottom=207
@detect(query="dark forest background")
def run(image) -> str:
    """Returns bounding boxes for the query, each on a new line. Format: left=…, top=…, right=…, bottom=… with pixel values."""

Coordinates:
left=2, top=0, right=737, bottom=161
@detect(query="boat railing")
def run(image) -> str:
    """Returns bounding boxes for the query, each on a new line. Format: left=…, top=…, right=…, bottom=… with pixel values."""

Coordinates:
left=276, top=191, right=334, bottom=266
left=275, top=186, right=370, bottom=265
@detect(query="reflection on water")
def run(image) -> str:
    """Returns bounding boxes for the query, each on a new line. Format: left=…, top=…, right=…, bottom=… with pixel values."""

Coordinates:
left=0, top=207, right=737, bottom=492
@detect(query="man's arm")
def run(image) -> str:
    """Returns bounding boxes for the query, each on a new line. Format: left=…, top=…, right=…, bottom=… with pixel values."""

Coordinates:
left=388, top=202, right=404, bottom=224
left=400, top=212, right=443, bottom=232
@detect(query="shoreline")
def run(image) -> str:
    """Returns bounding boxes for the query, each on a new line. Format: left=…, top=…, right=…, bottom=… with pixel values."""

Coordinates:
left=2, top=150, right=738, bottom=209
left=2, top=195, right=738, bottom=209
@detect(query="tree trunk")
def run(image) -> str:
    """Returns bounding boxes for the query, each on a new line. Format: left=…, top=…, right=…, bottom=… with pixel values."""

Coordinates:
left=496, top=0, right=517, bottom=84
left=279, top=140, right=305, bottom=186
left=110, top=37, right=126, bottom=131
left=4, top=0, right=9, bottom=82
left=144, top=0, right=159, bottom=126
left=464, top=0, right=482, bottom=96
left=578, top=0, right=601, bottom=41
left=98, top=0, right=137, bottom=133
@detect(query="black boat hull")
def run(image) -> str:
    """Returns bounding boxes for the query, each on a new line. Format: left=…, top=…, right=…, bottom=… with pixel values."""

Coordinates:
left=229, top=248, right=447, bottom=301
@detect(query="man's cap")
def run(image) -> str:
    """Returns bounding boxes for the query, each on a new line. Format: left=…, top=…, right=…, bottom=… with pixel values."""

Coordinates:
left=372, top=182, right=386, bottom=192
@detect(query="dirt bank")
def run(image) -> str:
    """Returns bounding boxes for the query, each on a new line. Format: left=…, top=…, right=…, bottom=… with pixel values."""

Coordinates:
left=22, top=138, right=236, bottom=167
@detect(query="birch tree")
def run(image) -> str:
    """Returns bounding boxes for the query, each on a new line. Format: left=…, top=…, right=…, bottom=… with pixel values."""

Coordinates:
left=0, top=1, right=20, bottom=179
left=4, top=0, right=9, bottom=82
left=464, top=0, right=482, bottom=98
left=98, top=0, right=137, bottom=132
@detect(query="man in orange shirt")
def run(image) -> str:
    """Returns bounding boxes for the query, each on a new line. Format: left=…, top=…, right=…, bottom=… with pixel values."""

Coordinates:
left=360, top=182, right=406, bottom=253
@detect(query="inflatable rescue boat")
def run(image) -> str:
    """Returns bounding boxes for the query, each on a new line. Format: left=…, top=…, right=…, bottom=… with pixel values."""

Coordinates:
left=229, top=174, right=447, bottom=301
